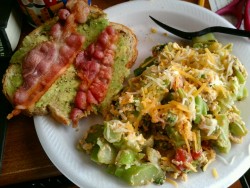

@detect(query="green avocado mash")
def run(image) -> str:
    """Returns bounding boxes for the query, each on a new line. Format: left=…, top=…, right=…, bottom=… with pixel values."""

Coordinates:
left=5, top=15, right=131, bottom=123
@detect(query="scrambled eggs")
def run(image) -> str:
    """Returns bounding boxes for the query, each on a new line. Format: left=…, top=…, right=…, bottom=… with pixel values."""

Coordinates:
left=79, top=39, right=248, bottom=186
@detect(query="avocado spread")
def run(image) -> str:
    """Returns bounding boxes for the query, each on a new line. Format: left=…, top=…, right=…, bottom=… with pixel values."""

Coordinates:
left=5, top=16, right=131, bottom=124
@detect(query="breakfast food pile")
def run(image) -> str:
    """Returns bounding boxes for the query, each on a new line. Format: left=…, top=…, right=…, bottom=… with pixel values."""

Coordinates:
left=79, top=39, right=248, bottom=185
left=2, top=0, right=137, bottom=127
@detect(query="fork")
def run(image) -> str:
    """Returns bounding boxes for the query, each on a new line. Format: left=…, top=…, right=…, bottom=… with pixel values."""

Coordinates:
left=149, top=16, right=250, bottom=40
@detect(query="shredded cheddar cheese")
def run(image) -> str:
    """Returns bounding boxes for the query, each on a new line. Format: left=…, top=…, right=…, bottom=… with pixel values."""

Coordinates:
left=172, top=67, right=202, bottom=85
left=192, top=83, right=207, bottom=97
left=205, top=48, right=215, bottom=64
left=85, top=41, right=248, bottom=185
left=212, top=168, right=219, bottom=179
left=165, top=178, right=179, bottom=188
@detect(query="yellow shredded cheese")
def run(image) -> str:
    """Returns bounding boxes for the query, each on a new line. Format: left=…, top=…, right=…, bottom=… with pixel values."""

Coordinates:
left=192, top=83, right=207, bottom=97
left=169, top=100, right=190, bottom=113
left=213, top=85, right=228, bottom=98
left=212, top=168, right=219, bottom=178
left=184, top=162, right=197, bottom=172
left=172, top=67, right=202, bottom=85
left=165, top=178, right=179, bottom=188
left=193, top=131, right=198, bottom=152
left=203, top=156, right=216, bottom=171
left=205, top=48, right=216, bottom=64
left=183, top=133, right=191, bottom=154
left=133, top=114, right=142, bottom=132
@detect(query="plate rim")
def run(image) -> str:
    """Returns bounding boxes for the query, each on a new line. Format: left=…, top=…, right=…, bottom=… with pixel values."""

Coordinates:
left=35, top=1, right=250, bottom=188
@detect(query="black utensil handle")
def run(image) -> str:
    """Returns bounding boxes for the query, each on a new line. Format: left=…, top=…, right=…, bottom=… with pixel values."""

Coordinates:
left=240, top=175, right=250, bottom=188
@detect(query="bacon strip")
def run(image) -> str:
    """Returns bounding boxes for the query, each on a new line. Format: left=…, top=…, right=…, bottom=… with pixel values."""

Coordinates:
left=70, top=26, right=118, bottom=126
left=8, top=0, right=89, bottom=119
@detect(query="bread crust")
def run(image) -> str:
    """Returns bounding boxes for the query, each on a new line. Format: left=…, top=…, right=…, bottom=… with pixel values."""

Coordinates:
left=2, top=5, right=138, bottom=125
left=110, top=22, right=138, bottom=69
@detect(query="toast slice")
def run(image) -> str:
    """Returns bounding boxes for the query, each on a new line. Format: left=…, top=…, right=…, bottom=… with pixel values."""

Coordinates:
left=2, top=5, right=137, bottom=125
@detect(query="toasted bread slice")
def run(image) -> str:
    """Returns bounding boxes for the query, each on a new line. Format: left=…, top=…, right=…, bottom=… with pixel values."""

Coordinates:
left=2, top=5, right=137, bottom=125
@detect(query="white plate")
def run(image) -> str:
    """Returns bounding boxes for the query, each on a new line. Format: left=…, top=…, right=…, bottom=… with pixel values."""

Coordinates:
left=34, top=0, right=250, bottom=188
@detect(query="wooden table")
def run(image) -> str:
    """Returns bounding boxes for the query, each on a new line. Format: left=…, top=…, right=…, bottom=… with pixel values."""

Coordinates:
left=0, top=0, right=243, bottom=187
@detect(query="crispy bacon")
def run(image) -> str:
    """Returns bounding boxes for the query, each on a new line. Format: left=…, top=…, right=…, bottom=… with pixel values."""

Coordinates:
left=58, top=9, right=70, bottom=20
left=12, top=35, right=85, bottom=110
left=8, top=0, right=90, bottom=119
left=8, top=0, right=120, bottom=128
left=70, top=26, right=118, bottom=126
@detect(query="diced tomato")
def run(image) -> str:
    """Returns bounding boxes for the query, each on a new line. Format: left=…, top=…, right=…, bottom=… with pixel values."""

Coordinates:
left=174, top=148, right=193, bottom=171
left=191, top=150, right=202, bottom=160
